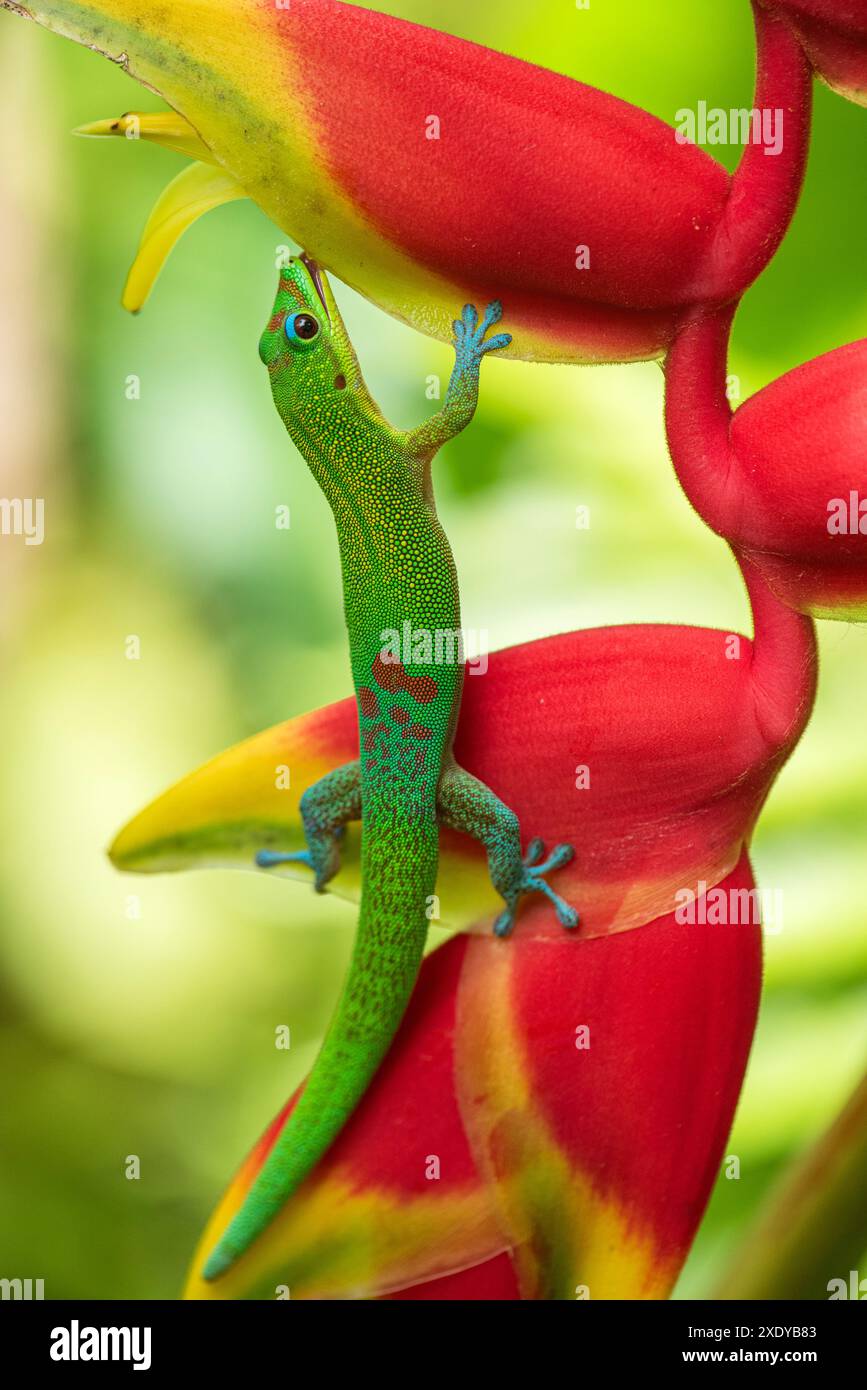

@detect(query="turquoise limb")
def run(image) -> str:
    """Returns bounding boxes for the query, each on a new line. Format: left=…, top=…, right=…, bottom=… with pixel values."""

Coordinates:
left=436, top=762, right=579, bottom=938
left=255, top=759, right=361, bottom=891
left=406, top=300, right=512, bottom=455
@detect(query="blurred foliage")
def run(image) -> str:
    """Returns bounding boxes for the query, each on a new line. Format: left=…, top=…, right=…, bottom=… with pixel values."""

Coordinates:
left=0, top=0, right=865, bottom=1299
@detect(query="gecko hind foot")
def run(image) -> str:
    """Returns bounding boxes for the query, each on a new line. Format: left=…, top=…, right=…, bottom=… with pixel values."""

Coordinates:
left=254, top=761, right=361, bottom=892
left=436, top=765, right=580, bottom=941
left=493, top=841, right=579, bottom=939
left=524, top=840, right=575, bottom=875
left=255, top=827, right=345, bottom=893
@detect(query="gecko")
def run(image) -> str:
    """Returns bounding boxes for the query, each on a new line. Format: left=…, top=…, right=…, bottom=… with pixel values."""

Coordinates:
left=202, top=255, right=579, bottom=1280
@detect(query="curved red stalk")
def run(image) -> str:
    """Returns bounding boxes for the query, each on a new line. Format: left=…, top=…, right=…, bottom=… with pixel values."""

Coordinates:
left=737, top=548, right=817, bottom=751
left=702, top=1, right=812, bottom=298
left=665, top=301, right=817, bottom=749
left=664, top=302, right=737, bottom=535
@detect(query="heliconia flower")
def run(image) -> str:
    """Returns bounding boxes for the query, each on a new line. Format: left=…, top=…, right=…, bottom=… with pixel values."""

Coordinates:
left=111, top=565, right=817, bottom=1297
left=766, top=1, right=867, bottom=106
left=666, top=305, right=867, bottom=621
left=5, top=0, right=810, bottom=361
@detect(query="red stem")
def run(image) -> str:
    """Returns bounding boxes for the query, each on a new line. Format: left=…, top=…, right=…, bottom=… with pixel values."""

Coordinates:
left=736, top=546, right=817, bottom=752
left=664, top=302, right=737, bottom=536
left=665, top=307, right=816, bottom=752
left=697, top=0, right=813, bottom=300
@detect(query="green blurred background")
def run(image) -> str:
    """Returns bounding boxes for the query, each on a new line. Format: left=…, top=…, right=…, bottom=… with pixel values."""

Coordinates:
left=0, top=0, right=865, bottom=1298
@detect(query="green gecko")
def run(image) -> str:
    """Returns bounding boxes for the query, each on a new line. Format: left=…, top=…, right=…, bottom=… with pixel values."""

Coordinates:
left=202, top=255, right=578, bottom=1280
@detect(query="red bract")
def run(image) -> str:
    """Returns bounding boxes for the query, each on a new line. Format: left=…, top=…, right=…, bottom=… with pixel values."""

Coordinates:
left=282, top=0, right=809, bottom=361
left=181, top=860, right=762, bottom=1300
left=666, top=306, right=867, bottom=620
left=767, top=0, right=867, bottom=105
left=6, top=0, right=810, bottom=361
left=453, top=856, right=763, bottom=1301
left=384, top=1254, right=521, bottom=1301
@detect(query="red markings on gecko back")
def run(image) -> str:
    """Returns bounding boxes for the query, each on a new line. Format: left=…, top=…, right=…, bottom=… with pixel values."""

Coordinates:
left=373, top=652, right=438, bottom=704
left=363, top=723, right=389, bottom=753
left=360, top=673, right=437, bottom=774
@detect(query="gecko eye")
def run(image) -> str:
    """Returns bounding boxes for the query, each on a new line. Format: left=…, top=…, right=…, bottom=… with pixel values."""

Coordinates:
left=287, top=313, right=320, bottom=343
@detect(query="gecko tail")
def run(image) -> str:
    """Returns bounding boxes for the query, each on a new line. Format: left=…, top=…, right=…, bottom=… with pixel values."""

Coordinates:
left=202, top=825, right=437, bottom=1281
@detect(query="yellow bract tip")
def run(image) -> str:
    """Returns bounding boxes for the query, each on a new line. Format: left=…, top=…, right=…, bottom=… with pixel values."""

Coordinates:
left=72, top=110, right=215, bottom=163
left=121, top=161, right=248, bottom=314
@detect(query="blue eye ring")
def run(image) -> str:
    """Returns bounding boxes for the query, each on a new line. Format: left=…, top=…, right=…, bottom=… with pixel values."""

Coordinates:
left=286, top=312, right=320, bottom=344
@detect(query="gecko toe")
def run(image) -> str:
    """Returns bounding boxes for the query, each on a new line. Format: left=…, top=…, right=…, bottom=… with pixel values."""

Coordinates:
left=480, top=299, right=504, bottom=331
left=523, top=837, right=545, bottom=867
left=493, top=907, right=516, bottom=938
left=533, top=842, right=575, bottom=874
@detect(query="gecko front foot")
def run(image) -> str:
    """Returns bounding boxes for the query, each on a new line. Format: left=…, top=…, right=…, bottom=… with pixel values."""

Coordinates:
left=453, top=300, right=512, bottom=370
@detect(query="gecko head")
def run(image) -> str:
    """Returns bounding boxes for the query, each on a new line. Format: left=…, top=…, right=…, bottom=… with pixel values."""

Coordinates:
left=258, top=254, right=360, bottom=398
